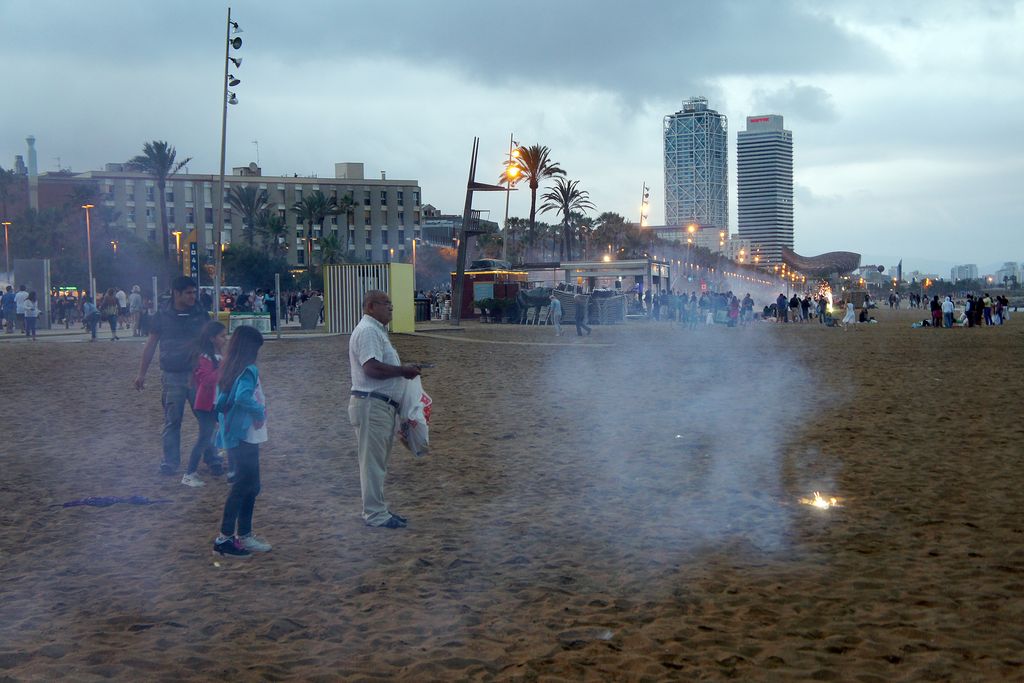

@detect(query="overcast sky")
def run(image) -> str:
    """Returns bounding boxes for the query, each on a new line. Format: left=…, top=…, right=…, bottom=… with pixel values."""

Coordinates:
left=2, top=0, right=1021, bottom=273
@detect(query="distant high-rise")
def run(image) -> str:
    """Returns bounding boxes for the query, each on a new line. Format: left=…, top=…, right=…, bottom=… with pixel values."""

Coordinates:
left=737, top=115, right=793, bottom=266
left=663, top=97, right=728, bottom=232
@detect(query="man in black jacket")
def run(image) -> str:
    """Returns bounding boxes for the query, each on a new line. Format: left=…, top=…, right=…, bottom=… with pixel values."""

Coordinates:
left=134, top=277, right=212, bottom=476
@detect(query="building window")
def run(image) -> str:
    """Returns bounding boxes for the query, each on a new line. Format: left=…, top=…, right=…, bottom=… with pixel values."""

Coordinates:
left=147, top=187, right=155, bottom=202
left=414, top=191, right=420, bottom=205
left=380, top=190, right=387, bottom=204
left=225, top=208, right=233, bottom=224
left=349, top=229, right=355, bottom=249
left=365, top=228, right=372, bottom=245
left=127, top=208, right=136, bottom=224
left=145, top=207, right=155, bottom=222
left=330, top=215, right=337, bottom=226
left=365, top=249, right=372, bottom=262
left=166, top=189, right=174, bottom=203
left=167, top=207, right=175, bottom=223
left=294, top=187, right=303, bottom=202
left=398, top=211, right=405, bottom=224
left=186, top=208, right=195, bottom=224
left=363, top=191, right=371, bottom=206
left=278, top=208, right=286, bottom=221
left=204, top=186, right=212, bottom=203
left=398, top=229, right=405, bottom=243
left=204, top=208, right=214, bottom=224
left=397, top=190, right=404, bottom=203
left=381, top=229, right=389, bottom=245
left=148, top=230, right=156, bottom=242
left=297, top=249, right=305, bottom=265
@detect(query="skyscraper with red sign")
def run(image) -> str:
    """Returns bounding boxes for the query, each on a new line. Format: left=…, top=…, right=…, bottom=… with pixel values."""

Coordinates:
left=737, top=114, right=793, bottom=266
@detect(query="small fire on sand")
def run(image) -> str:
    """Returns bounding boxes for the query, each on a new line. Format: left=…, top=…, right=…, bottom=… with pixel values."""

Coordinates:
left=799, top=492, right=841, bottom=509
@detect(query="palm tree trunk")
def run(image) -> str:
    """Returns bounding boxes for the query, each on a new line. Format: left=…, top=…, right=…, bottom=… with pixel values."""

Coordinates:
left=528, top=185, right=538, bottom=248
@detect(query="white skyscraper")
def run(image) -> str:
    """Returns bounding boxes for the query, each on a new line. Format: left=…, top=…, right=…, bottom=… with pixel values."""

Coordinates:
left=737, top=115, right=793, bottom=265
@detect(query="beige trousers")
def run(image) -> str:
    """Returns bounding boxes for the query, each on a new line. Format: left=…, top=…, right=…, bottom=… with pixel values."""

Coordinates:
left=348, top=396, right=397, bottom=525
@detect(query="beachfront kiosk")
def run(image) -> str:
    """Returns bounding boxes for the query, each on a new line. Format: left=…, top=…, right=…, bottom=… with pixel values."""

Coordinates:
left=560, top=258, right=671, bottom=296
left=450, top=259, right=529, bottom=320
left=323, top=262, right=415, bottom=334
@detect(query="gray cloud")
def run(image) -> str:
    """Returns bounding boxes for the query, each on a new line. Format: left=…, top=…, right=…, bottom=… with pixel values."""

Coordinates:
left=750, top=81, right=839, bottom=123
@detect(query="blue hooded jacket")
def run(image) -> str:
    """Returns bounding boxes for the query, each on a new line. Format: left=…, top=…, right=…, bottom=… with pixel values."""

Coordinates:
left=215, top=365, right=265, bottom=449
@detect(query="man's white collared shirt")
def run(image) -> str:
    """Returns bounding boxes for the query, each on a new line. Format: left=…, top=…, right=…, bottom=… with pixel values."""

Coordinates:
left=349, top=314, right=402, bottom=399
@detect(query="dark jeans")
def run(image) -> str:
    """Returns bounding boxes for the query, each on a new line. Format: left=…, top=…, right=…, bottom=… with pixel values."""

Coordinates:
left=87, top=317, right=98, bottom=339
left=108, top=316, right=118, bottom=336
left=187, top=409, right=219, bottom=474
left=24, top=317, right=37, bottom=338
left=576, top=318, right=592, bottom=336
left=220, top=441, right=260, bottom=537
left=161, top=371, right=193, bottom=470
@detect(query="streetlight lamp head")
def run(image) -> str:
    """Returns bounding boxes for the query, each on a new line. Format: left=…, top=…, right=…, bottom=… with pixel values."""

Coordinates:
left=82, top=203, right=94, bottom=210
left=230, top=56, right=242, bottom=68
left=230, top=37, right=242, bottom=49
left=230, top=22, right=243, bottom=34
left=228, top=76, right=241, bottom=86
left=228, top=92, right=238, bottom=105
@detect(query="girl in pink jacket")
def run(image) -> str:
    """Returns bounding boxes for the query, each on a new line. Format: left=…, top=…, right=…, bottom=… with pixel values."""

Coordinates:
left=182, top=321, right=227, bottom=487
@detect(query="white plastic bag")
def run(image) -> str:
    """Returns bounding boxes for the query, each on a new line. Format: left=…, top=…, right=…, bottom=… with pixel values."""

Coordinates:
left=397, top=376, right=432, bottom=457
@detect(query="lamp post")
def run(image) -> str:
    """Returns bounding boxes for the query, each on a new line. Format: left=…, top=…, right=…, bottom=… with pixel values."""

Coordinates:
left=1, top=221, right=10, bottom=279
left=411, top=237, right=417, bottom=288
left=110, top=240, right=119, bottom=256
left=501, top=134, right=519, bottom=262
left=172, top=230, right=183, bottom=274
left=82, top=204, right=95, bottom=297
left=215, top=7, right=243, bottom=314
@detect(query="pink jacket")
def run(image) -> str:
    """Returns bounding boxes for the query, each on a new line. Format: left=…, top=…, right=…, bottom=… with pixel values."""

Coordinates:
left=192, top=354, right=219, bottom=412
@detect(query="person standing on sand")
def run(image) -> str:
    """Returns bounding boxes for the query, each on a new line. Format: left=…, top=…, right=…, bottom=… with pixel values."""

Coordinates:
left=942, top=296, right=954, bottom=328
left=574, top=292, right=592, bottom=336
left=929, top=295, right=942, bottom=328
left=2, top=286, right=16, bottom=333
left=348, top=290, right=421, bottom=529
left=841, top=299, right=855, bottom=330
left=213, top=325, right=270, bottom=557
left=22, top=291, right=39, bottom=340
left=548, top=292, right=563, bottom=336
left=134, top=277, right=211, bottom=477
left=129, top=285, right=143, bottom=336
left=182, top=321, right=228, bottom=488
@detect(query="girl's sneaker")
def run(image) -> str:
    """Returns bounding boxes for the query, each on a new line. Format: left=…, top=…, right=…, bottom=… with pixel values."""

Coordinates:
left=213, top=536, right=250, bottom=557
left=181, top=473, right=205, bottom=488
left=238, top=534, right=272, bottom=552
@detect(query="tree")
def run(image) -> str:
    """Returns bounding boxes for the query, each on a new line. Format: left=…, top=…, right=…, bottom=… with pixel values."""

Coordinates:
left=227, top=184, right=269, bottom=246
left=335, top=193, right=356, bottom=254
left=318, top=233, right=345, bottom=266
left=126, top=141, right=191, bottom=264
left=291, top=190, right=337, bottom=270
left=0, top=166, right=21, bottom=222
left=539, top=178, right=595, bottom=261
left=258, top=210, right=288, bottom=258
left=222, top=243, right=293, bottom=292
left=499, top=144, right=565, bottom=251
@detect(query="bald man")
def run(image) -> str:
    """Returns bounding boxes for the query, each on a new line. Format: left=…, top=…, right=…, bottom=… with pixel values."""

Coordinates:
left=348, top=290, right=421, bottom=528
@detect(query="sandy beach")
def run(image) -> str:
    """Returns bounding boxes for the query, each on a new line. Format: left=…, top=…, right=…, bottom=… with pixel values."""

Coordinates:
left=1, top=309, right=1022, bottom=681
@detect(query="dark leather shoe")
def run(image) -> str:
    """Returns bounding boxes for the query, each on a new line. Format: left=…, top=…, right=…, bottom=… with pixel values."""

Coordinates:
left=389, top=511, right=408, bottom=524
left=378, top=516, right=407, bottom=529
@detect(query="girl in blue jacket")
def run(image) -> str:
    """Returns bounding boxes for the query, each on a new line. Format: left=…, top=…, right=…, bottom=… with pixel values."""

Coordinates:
left=212, top=325, right=269, bottom=557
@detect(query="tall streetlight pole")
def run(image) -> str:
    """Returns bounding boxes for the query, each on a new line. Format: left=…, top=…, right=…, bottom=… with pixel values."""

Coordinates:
left=215, top=8, right=243, bottom=314
left=1, top=221, right=10, bottom=279
left=172, top=230, right=183, bottom=274
left=82, top=204, right=95, bottom=298
left=501, top=134, right=519, bottom=262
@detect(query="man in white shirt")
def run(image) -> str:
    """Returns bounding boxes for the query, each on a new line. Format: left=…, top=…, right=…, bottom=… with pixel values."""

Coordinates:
left=348, top=290, right=421, bottom=528
left=14, top=285, right=29, bottom=332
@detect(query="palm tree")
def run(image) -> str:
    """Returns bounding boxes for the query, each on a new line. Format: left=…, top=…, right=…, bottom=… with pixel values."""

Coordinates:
left=291, top=190, right=337, bottom=269
left=258, top=210, right=288, bottom=258
left=335, top=193, right=356, bottom=254
left=226, top=184, right=269, bottom=246
left=318, top=233, right=345, bottom=266
left=0, top=166, right=19, bottom=223
left=127, top=141, right=191, bottom=262
left=499, top=144, right=565, bottom=251
left=539, top=178, right=595, bottom=261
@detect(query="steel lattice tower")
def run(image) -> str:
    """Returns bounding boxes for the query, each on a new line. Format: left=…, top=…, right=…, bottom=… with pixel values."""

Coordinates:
left=663, top=97, right=728, bottom=231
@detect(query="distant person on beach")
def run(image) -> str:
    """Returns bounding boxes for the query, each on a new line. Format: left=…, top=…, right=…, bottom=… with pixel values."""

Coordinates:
left=22, top=291, right=39, bottom=340
left=942, top=296, right=955, bottom=328
left=930, top=296, right=942, bottom=328
left=82, top=295, right=100, bottom=341
left=2, top=286, right=16, bottom=333
left=573, top=292, right=592, bottom=336
left=841, top=300, right=855, bottom=330
left=982, top=294, right=993, bottom=325
left=182, top=321, right=228, bottom=488
left=129, top=285, right=143, bottom=336
left=776, top=293, right=788, bottom=323
left=348, top=290, right=421, bottom=528
left=134, top=277, right=211, bottom=476
left=213, top=325, right=270, bottom=557
left=100, top=288, right=120, bottom=341
left=14, top=285, right=28, bottom=332
left=549, top=292, right=563, bottom=336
